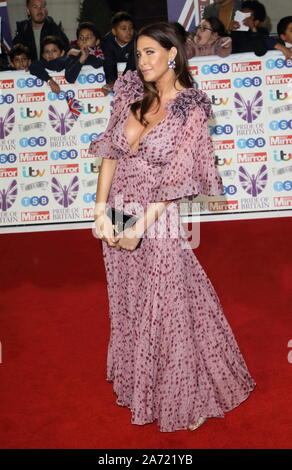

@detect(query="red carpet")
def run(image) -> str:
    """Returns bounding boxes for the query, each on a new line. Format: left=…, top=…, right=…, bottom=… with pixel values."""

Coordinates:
left=1, top=217, right=292, bottom=449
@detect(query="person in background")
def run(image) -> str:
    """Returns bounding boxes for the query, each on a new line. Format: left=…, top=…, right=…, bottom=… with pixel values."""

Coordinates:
left=0, top=41, right=10, bottom=71
left=29, top=35, right=74, bottom=94
left=187, top=17, right=231, bottom=58
left=203, top=0, right=243, bottom=32
left=268, top=16, right=292, bottom=59
left=9, top=43, right=31, bottom=70
left=101, top=11, right=135, bottom=95
left=277, top=16, right=292, bottom=49
left=170, top=21, right=196, bottom=59
left=229, top=0, right=269, bottom=56
left=66, top=21, right=104, bottom=82
left=13, top=0, right=69, bottom=61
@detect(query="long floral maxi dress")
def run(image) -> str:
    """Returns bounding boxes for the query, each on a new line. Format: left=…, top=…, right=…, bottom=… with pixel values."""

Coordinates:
left=89, top=70, right=256, bottom=432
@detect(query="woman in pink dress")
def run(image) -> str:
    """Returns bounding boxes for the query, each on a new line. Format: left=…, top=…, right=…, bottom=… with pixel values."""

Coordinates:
left=89, top=22, right=256, bottom=433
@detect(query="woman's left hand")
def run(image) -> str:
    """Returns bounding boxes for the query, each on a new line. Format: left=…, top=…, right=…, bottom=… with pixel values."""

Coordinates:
left=114, top=225, right=142, bottom=251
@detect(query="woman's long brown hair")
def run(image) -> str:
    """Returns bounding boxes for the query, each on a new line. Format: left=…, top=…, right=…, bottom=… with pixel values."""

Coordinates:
left=131, top=22, right=194, bottom=126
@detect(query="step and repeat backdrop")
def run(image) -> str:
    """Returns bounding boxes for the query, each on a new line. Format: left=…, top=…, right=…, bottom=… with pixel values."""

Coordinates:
left=0, top=51, right=291, bottom=232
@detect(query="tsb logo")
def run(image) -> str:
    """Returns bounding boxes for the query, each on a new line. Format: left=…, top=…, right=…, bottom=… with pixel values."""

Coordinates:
left=50, top=149, right=78, bottom=160
left=19, top=136, right=47, bottom=147
left=0, top=153, right=17, bottom=164
left=83, top=193, right=96, bottom=203
left=233, top=77, right=262, bottom=88
left=80, top=132, right=101, bottom=143
left=0, top=94, right=14, bottom=104
left=222, top=185, right=237, bottom=195
left=209, top=124, right=233, bottom=135
left=21, top=195, right=49, bottom=206
left=269, top=120, right=292, bottom=131
left=273, top=181, right=292, bottom=191
left=237, top=137, right=265, bottom=148
left=266, top=58, right=292, bottom=69
left=77, top=72, right=105, bottom=84
left=201, top=63, right=229, bottom=74
left=48, top=90, right=75, bottom=101
left=16, top=77, right=44, bottom=88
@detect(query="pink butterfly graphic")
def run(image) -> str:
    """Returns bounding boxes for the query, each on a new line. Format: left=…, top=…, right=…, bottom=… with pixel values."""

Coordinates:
left=48, top=105, right=77, bottom=135
left=0, top=179, right=17, bottom=211
left=51, top=176, right=79, bottom=207
left=234, top=91, right=263, bottom=123
left=0, top=108, right=15, bottom=139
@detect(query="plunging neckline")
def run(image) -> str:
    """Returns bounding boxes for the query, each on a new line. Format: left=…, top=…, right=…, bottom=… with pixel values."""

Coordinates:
left=122, top=89, right=188, bottom=154
left=123, top=109, right=169, bottom=154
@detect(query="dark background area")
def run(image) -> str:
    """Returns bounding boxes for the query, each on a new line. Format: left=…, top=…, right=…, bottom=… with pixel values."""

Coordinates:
left=79, top=0, right=168, bottom=35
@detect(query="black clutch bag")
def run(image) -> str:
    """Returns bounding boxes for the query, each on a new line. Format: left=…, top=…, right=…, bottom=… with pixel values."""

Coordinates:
left=105, top=207, right=142, bottom=249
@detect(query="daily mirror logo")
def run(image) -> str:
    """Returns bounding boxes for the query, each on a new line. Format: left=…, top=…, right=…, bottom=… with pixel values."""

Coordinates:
left=213, top=140, right=235, bottom=151
left=270, top=135, right=292, bottom=146
left=17, top=93, right=45, bottom=103
left=201, top=79, right=231, bottom=90
left=19, top=152, right=48, bottom=162
left=0, top=79, right=14, bottom=89
left=266, top=75, right=292, bottom=85
left=21, top=211, right=50, bottom=221
left=232, top=61, right=261, bottom=73
left=78, top=89, right=104, bottom=99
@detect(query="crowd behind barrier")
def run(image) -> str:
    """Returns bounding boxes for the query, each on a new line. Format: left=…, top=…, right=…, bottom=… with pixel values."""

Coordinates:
left=0, top=51, right=291, bottom=233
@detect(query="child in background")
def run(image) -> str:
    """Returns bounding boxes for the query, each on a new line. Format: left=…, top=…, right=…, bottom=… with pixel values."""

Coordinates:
left=277, top=16, right=292, bottom=49
left=8, top=44, right=31, bottom=70
left=29, top=35, right=74, bottom=94
left=272, top=16, right=292, bottom=59
left=67, top=21, right=104, bottom=74
left=230, top=0, right=269, bottom=56
left=187, top=17, right=231, bottom=58
left=101, top=11, right=135, bottom=94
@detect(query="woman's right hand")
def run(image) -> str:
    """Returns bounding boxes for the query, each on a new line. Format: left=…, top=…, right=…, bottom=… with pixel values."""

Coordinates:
left=94, top=213, right=119, bottom=248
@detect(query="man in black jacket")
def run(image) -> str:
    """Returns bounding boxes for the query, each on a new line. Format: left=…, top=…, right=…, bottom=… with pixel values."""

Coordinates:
left=13, top=0, right=69, bottom=61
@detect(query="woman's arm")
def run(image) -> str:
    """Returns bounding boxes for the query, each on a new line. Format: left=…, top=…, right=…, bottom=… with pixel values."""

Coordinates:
left=94, top=158, right=118, bottom=218
left=134, top=202, right=170, bottom=237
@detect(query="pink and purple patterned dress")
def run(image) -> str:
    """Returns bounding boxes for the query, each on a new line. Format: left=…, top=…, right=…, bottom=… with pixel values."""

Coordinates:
left=89, top=71, right=256, bottom=432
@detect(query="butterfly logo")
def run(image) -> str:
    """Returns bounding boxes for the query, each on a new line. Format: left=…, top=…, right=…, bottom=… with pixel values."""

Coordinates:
left=239, top=165, right=268, bottom=197
left=0, top=180, right=17, bottom=211
left=234, top=91, right=263, bottom=123
left=48, top=105, right=77, bottom=135
left=0, top=108, right=15, bottom=139
left=51, top=176, right=79, bottom=207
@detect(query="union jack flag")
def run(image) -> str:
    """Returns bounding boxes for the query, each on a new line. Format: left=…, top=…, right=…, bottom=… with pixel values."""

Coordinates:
left=65, top=95, right=82, bottom=120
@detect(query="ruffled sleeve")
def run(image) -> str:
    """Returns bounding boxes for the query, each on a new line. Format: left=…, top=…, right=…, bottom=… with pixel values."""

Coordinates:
left=150, top=89, right=223, bottom=202
left=88, top=70, right=143, bottom=160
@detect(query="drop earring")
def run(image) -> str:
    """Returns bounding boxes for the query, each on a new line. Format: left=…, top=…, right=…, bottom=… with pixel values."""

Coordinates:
left=168, top=58, right=176, bottom=69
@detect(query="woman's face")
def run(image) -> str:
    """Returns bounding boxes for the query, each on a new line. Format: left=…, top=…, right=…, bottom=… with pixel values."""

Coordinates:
left=136, top=35, right=176, bottom=83
left=195, top=20, right=216, bottom=45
